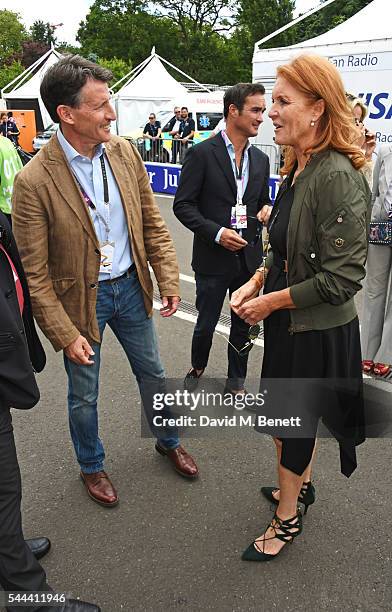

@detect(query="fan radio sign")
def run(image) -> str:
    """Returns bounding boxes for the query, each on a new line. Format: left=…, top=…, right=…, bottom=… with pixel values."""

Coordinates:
left=329, top=51, right=392, bottom=144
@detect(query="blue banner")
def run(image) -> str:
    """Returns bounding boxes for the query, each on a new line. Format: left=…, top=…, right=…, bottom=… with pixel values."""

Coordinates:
left=144, top=162, right=281, bottom=202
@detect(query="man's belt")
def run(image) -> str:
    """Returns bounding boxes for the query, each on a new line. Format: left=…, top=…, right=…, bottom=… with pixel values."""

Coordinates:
left=98, top=263, right=136, bottom=285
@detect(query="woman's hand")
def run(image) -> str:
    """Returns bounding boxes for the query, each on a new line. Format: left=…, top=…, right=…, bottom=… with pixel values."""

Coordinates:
left=231, top=295, right=273, bottom=325
left=257, top=205, right=273, bottom=226
left=231, top=279, right=260, bottom=309
left=363, top=130, right=376, bottom=160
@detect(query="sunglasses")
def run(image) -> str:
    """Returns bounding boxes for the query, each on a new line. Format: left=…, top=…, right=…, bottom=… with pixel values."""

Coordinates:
left=215, top=324, right=261, bottom=357
left=247, top=215, right=263, bottom=247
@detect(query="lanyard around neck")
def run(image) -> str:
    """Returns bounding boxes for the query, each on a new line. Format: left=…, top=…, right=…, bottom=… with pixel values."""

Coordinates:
left=235, top=149, right=246, bottom=181
left=73, top=153, right=110, bottom=239
left=99, top=154, right=109, bottom=204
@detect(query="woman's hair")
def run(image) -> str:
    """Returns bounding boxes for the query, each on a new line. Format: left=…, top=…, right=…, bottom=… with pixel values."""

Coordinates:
left=346, top=93, right=368, bottom=122
left=277, top=54, right=366, bottom=175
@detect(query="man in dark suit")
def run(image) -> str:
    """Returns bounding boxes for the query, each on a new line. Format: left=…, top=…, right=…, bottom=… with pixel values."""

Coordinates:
left=173, top=83, right=270, bottom=394
left=0, top=211, right=99, bottom=611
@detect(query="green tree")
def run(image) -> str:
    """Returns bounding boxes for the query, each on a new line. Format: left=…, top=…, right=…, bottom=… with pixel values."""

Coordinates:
left=77, top=0, right=180, bottom=67
left=97, top=56, right=133, bottom=83
left=289, top=0, right=373, bottom=44
left=0, top=10, right=27, bottom=62
left=0, top=60, right=24, bottom=91
left=30, top=20, right=57, bottom=46
left=231, top=0, right=295, bottom=81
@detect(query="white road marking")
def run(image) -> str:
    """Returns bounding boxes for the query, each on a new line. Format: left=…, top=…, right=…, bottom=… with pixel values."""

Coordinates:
left=180, top=272, right=196, bottom=284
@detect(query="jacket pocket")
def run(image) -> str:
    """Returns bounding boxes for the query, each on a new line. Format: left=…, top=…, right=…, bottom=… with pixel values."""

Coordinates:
left=0, top=332, right=17, bottom=352
left=320, top=207, right=348, bottom=232
left=52, top=278, right=76, bottom=297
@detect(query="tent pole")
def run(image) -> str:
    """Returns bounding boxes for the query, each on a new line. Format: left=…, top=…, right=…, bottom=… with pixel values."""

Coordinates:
left=254, top=0, right=340, bottom=49
left=2, top=48, right=53, bottom=94
left=112, top=55, right=153, bottom=92
left=156, top=54, right=212, bottom=92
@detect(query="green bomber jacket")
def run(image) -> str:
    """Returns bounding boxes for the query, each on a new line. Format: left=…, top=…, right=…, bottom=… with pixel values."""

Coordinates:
left=266, top=149, right=371, bottom=333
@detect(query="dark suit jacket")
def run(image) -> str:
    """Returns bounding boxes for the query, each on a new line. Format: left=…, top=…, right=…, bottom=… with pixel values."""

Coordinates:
left=173, top=133, right=270, bottom=275
left=0, top=211, right=45, bottom=410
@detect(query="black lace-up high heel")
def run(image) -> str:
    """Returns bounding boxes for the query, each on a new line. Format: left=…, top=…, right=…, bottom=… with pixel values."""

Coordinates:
left=261, top=481, right=315, bottom=514
left=242, top=511, right=303, bottom=562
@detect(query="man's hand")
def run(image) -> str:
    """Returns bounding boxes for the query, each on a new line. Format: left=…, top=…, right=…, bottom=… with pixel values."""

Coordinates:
left=219, top=228, right=248, bottom=252
left=231, top=279, right=261, bottom=309
left=64, top=335, right=95, bottom=366
left=160, top=295, right=180, bottom=317
left=231, top=295, right=273, bottom=325
left=257, top=205, right=273, bottom=226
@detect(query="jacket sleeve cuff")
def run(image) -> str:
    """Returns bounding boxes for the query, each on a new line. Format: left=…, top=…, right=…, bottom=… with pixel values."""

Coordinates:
left=290, top=279, right=323, bottom=309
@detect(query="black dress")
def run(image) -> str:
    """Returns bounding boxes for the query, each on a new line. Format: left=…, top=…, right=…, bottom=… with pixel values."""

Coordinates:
left=259, top=174, right=364, bottom=478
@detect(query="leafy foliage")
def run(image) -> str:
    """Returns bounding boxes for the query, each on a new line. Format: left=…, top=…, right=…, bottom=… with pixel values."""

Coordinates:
left=30, top=20, right=57, bottom=46
left=289, top=0, right=373, bottom=45
left=0, top=10, right=28, bottom=63
left=97, top=56, right=133, bottom=84
left=0, top=60, right=24, bottom=91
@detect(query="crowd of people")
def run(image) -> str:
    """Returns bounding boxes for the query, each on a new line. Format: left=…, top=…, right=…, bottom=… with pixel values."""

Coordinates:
left=142, top=105, right=195, bottom=163
left=0, top=50, right=391, bottom=609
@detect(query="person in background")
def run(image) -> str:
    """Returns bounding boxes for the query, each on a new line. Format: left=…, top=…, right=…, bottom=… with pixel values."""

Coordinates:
left=346, top=94, right=376, bottom=188
left=231, top=55, right=369, bottom=562
left=360, top=144, right=392, bottom=377
left=175, top=106, right=195, bottom=163
left=0, top=211, right=100, bottom=612
left=6, top=112, right=20, bottom=147
left=143, top=112, right=162, bottom=161
left=0, top=112, right=8, bottom=137
left=163, top=106, right=182, bottom=164
left=0, top=130, right=23, bottom=225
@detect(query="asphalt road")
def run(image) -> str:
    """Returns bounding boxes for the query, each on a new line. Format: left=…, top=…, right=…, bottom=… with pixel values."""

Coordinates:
left=4, top=195, right=392, bottom=612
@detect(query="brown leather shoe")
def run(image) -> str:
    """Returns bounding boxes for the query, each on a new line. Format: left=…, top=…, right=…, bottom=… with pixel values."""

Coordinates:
left=155, top=444, right=199, bottom=479
left=80, top=471, right=119, bottom=507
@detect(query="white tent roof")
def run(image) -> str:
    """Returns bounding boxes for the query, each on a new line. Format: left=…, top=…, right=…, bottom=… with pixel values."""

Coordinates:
left=292, top=0, right=390, bottom=48
left=115, top=55, right=187, bottom=100
left=253, top=0, right=392, bottom=64
left=2, top=48, right=62, bottom=98
left=2, top=48, right=62, bottom=130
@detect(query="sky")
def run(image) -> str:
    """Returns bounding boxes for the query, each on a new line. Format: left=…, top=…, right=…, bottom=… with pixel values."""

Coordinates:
left=1, top=0, right=320, bottom=45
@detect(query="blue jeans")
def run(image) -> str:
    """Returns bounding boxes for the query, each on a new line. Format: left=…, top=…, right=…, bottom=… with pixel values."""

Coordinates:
left=64, top=271, right=179, bottom=474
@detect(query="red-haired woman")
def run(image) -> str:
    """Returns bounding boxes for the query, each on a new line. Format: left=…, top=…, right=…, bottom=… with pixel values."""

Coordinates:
left=231, top=54, right=370, bottom=562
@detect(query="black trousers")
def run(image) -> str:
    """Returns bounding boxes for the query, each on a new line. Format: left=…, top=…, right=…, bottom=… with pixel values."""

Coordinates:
left=0, top=406, right=51, bottom=612
left=171, top=140, right=180, bottom=164
left=192, top=254, right=252, bottom=389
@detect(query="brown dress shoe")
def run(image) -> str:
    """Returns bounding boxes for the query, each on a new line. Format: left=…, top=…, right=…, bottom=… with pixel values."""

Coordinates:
left=80, top=471, right=119, bottom=507
left=155, top=444, right=199, bottom=479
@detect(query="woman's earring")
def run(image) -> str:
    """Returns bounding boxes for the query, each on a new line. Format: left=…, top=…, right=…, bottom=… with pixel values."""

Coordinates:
left=310, top=120, right=315, bottom=127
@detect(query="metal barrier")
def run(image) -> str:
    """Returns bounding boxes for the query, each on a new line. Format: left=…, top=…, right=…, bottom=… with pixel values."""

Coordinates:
left=127, top=135, right=280, bottom=173
left=128, top=136, right=195, bottom=164
left=251, top=143, right=281, bottom=175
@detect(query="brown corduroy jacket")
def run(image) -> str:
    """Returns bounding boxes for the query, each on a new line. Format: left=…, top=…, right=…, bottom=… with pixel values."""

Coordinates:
left=12, top=134, right=179, bottom=351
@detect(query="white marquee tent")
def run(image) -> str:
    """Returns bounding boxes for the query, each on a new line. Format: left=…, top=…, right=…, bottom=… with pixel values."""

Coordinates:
left=112, top=49, right=211, bottom=135
left=252, top=0, right=392, bottom=146
left=2, top=47, right=62, bottom=131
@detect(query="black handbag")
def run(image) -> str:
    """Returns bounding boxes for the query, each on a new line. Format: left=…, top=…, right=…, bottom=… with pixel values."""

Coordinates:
left=369, top=221, right=392, bottom=245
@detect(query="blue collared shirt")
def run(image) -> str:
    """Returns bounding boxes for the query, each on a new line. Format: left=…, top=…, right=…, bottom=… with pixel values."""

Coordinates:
left=57, top=129, right=133, bottom=280
left=215, top=130, right=251, bottom=243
